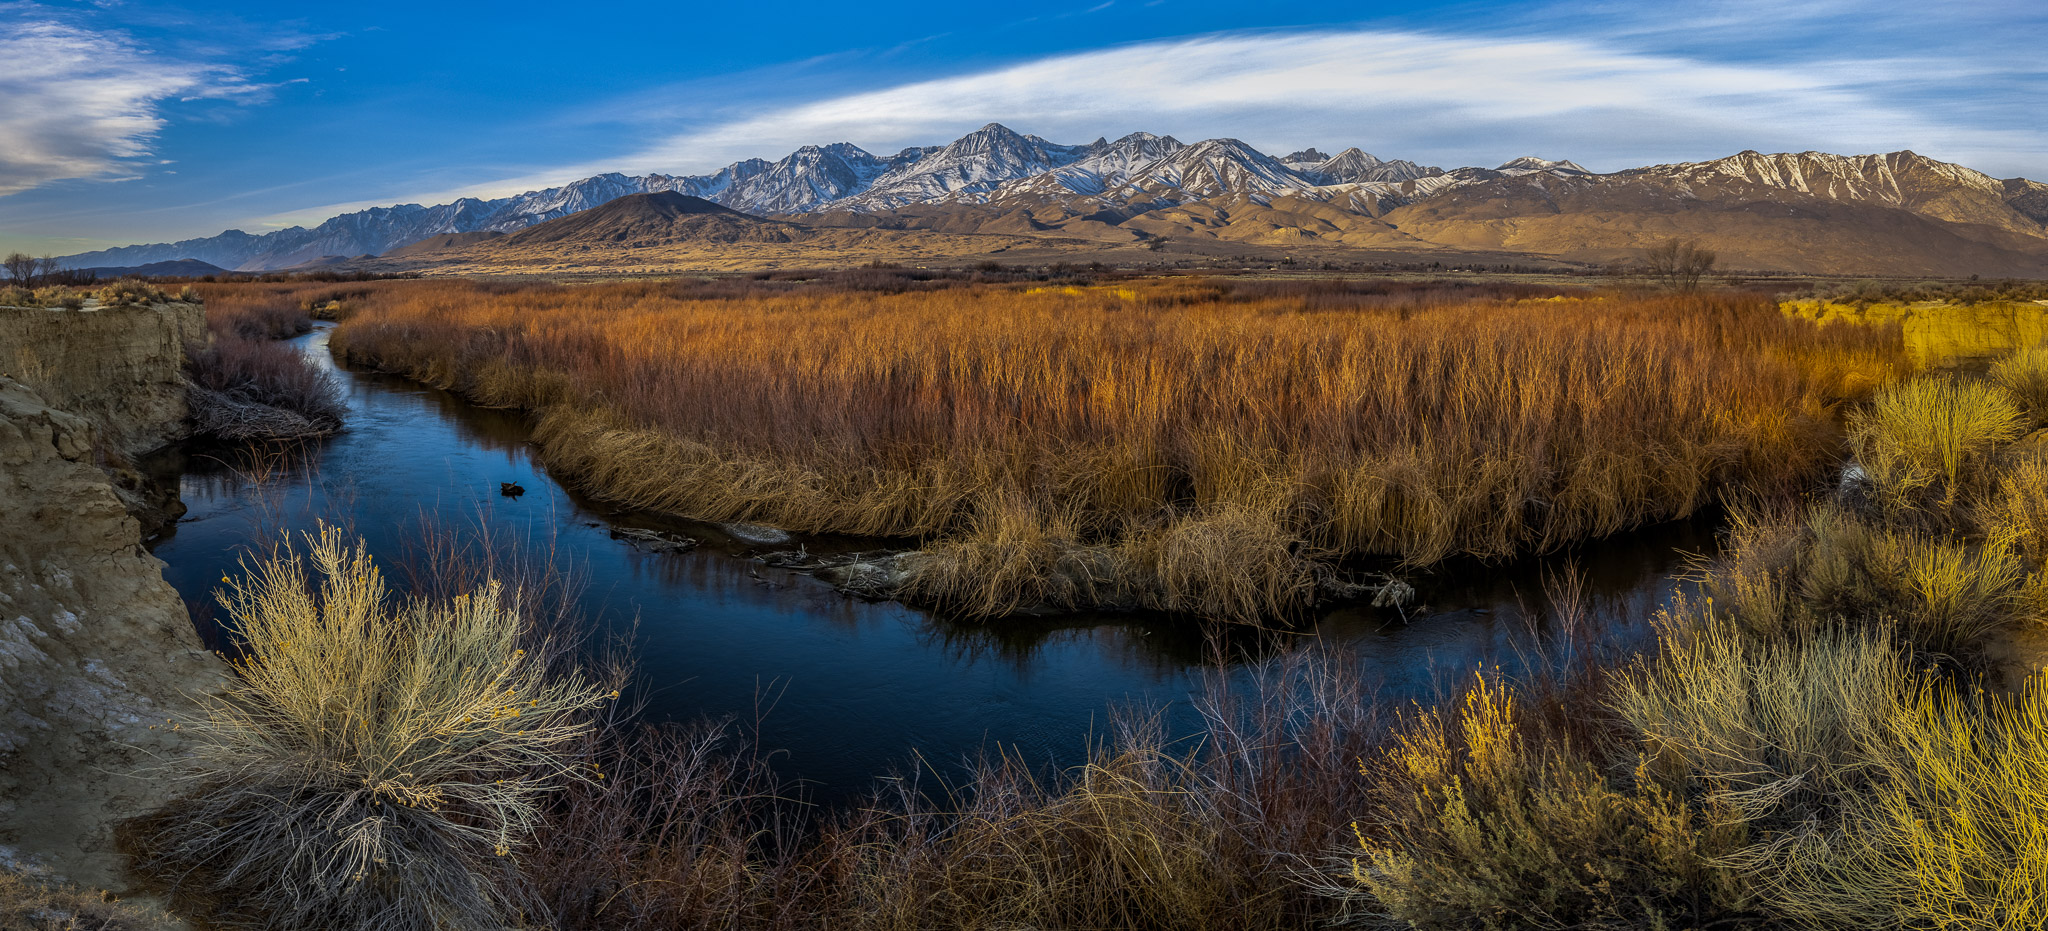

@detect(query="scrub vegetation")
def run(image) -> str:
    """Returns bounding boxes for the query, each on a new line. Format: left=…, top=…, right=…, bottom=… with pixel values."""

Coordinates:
left=125, top=282, right=2048, bottom=929
left=1338, top=366, right=2048, bottom=930
left=185, top=282, right=345, bottom=440
left=226, top=274, right=1903, bottom=622
left=1788, top=277, right=2048, bottom=306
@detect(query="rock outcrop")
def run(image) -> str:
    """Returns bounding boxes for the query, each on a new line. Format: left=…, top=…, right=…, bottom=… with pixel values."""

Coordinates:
left=0, top=376, right=219, bottom=889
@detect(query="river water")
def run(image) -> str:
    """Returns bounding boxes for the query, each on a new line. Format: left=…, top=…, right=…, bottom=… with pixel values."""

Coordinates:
left=146, top=325, right=1714, bottom=792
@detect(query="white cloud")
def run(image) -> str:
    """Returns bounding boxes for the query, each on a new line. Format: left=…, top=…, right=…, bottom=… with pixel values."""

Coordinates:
left=0, top=11, right=267, bottom=195
left=601, top=28, right=2043, bottom=178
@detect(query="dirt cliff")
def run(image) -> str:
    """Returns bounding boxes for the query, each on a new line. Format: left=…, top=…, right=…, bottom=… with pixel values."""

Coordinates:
left=0, top=303, right=205, bottom=456
left=0, top=374, right=219, bottom=890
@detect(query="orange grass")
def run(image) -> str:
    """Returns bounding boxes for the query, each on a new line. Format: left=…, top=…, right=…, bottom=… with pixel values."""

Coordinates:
left=268, top=276, right=1904, bottom=621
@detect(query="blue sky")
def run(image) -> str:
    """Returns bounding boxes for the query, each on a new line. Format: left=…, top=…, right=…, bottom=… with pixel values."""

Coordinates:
left=2, top=0, right=2044, bottom=254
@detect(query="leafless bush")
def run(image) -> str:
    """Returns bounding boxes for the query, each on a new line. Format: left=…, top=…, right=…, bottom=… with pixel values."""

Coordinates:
left=185, top=333, right=343, bottom=440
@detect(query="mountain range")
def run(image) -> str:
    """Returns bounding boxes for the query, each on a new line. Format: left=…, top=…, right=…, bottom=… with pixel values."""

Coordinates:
left=59, top=123, right=2048, bottom=277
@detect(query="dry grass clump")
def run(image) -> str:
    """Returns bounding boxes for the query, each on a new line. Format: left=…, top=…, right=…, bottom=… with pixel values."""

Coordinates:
left=290, top=277, right=1904, bottom=621
left=1693, top=505, right=2028, bottom=664
left=0, top=286, right=88, bottom=309
left=129, top=526, right=615, bottom=931
left=192, top=281, right=321, bottom=339
left=185, top=334, right=344, bottom=440
left=517, top=648, right=1384, bottom=931
left=183, top=284, right=344, bottom=440
left=93, top=278, right=169, bottom=307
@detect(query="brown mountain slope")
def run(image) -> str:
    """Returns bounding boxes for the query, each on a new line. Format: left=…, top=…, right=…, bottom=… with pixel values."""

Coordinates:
left=1378, top=174, right=2048, bottom=276
left=499, top=191, right=801, bottom=247
left=383, top=231, right=505, bottom=256
left=376, top=193, right=1129, bottom=274
left=1628, top=150, right=2048, bottom=239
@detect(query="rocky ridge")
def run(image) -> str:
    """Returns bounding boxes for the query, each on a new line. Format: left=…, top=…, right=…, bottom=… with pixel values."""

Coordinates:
left=55, top=125, right=2048, bottom=277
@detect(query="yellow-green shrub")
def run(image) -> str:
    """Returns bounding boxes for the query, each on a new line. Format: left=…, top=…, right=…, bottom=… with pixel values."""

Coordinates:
left=1992, top=344, right=2048, bottom=428
left=1769, top=674, right=2048, bottom=930
left=1615, top=620, right=1904, bottom=826
left=1851, top=377, right=2025, bottom=516
left=1704, top=505, right=2027, bottom=662
left=1346, top=676, right=1751, bottom=930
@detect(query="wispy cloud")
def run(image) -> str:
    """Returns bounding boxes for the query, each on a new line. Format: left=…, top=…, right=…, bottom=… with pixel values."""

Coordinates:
left=0, top=5, right=283, bottom=195
left=602, top=27, right=2044, bottom=178
left=254, top=6, right=2046, bottom=227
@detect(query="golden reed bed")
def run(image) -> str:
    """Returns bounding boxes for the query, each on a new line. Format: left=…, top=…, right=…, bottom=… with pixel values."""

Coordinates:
left=203, top=274, right=1905, bottom=621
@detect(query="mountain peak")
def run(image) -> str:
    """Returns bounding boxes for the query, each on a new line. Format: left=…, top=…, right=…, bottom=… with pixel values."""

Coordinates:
left=1282, top=148, right=1330, bottom=165
left=497, top=190, right=787, bottom=249
left=1497, top=156, right=1591, bottom=175
left=594, top=191, right=737, bottom=216
left=968, top=122, right=1024, bottom=139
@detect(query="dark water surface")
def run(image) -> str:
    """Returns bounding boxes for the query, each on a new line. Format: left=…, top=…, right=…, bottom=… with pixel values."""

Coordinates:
left=147, top=325, right=1716, bottom=793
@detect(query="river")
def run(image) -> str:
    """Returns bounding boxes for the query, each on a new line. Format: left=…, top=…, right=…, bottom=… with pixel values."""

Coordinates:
left=145, top=324, right=1714, bottom=793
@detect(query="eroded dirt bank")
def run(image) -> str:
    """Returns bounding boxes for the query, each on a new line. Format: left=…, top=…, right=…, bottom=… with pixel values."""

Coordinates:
left=0, top=303, right=205, bottom=455
left=0, top=305, right=220, bottom=894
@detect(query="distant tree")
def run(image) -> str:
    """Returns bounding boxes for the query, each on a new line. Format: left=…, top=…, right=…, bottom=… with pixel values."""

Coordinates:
left=35, top=255, right=60, bottom=284
left=2, top=252, right=37, bottom=287
left=1644, top=238, right=1717, bottom=291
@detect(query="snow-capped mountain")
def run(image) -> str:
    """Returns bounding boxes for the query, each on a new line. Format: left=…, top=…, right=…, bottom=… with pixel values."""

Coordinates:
left=1617, top=150, right=2048, bottom=236
left=988, top=132, right=1188, bottom=199
left=1496, top=156, right=1592, bottom=177
left=716, top=144, right=894, bottom=215
left=834, top=123, right=1094, bottom=209
left=1105, top=138, right=1321, bottom=202
left=1308, top=148, right=1442, bottom=184
left=1280, top=148, right=1331, bottom=170
left=56, top=124, right=2048, bottom=272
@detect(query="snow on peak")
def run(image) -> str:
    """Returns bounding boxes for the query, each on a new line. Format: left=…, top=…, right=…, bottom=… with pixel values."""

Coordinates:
left=1496, top=156, right=1592, bottom=176
left=1313, top=148, right=1441, bottom=184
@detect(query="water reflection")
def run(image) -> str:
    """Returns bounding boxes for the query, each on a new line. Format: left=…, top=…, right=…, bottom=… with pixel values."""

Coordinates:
left=147, top=325, right=1717, bottom=793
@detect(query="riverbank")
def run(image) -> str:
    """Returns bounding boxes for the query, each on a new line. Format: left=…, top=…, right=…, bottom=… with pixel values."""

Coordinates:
left=148, top=322, right=1715, bottom=796
left=133, top=363, right=2048, bottom=930
left=113, top=276, right=2048, bottom=930
left=0, top=369, right=216, bottom=908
